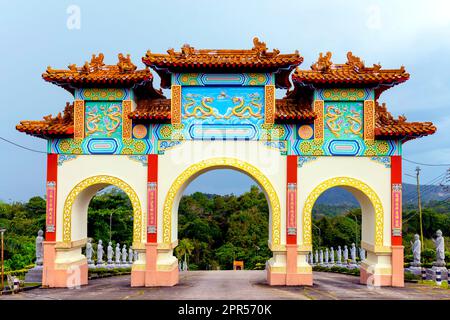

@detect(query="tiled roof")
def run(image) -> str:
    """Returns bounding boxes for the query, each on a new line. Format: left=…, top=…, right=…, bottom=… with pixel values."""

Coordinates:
left=375, top=102, right=436, bottom=141
left=275, top=99, right=316, bottom=122
left=129, top=99, right=171, bottom=121
left=293, top=52, right=410, bottom=98
left=142, top=38, right=303, bottom=89
left=16, top=102, right=74, bottom=138
left=43, top=53, right=153, bottom=94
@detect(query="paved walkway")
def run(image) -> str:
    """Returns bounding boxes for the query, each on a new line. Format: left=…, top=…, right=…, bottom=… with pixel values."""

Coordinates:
left=2, top=271, right=450, bottom=300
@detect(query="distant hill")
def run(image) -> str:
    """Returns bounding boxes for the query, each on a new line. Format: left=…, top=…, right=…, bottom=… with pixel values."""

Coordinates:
left=315, top=183, right=448, bottom=207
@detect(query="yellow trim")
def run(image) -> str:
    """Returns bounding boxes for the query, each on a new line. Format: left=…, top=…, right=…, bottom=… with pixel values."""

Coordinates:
left=360, top=261, right=392, bottom=275
left=162, top=157, right=281, bottom=246
left=302, top=177, right=384, bottom=247
left=171, top=85, right=182, bottom=125
left=297, top=266, right=312, bottom=273
left=264, top=85, right=275, bottom=124
left=55, top=238, right=87, bottom=249
left=62, top=175, right=143, bottom=247
left=157, top=240, right=179, bottom=250
left=361, top=241, right=392, bottom=254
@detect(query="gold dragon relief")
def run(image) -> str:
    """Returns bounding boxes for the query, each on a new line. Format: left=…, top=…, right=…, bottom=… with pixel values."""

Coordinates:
left=324, top=103, right=363, bottom=139
left=182, top=90, right=263, bottom=120
left=85, top=103, right=122, bottom=136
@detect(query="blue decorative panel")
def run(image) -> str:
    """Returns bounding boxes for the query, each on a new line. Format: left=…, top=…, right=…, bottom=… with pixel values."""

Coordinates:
left=74, top=88, right=131, bottom=100
left=86, top=138, right=119, bottom=154
left=314, top=88, right=373, bottom=101
left=85, top=101, right=122, bottom=138
left=180, top=86, right=265, bottom=139
left=188, top=124, right=258, bottom=140
left=326, top=140, right=361, bottom=156
left=324, top=102, right=364, bottom=141
left=173, top=73, right=274, bottom=86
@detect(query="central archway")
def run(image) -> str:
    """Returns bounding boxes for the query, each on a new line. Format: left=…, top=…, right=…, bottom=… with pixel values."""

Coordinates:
left=162, top=157, right=282, bottom=249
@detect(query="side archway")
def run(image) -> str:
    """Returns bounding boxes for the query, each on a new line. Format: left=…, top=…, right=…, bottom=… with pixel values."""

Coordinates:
left=162, top=157, right=282, bottom=248
left=62, top=175, right=144, bottom=247
left=302, top=176, right=384, bottom=249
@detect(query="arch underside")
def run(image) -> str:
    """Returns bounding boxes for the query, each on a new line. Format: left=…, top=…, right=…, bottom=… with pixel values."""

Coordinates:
left=62, top=175, right=143, bottom=247
left=302, top=176, right=384, bottom=249
left=162, top=157, right=282, bottom=248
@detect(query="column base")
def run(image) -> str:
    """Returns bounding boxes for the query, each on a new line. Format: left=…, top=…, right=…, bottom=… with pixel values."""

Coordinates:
left=42, top=241, right=89, bottom=288
left=267, top=267, right=313, bottom=286
left=391, top=245, right=405, bottom=287
left=360, top=264, right=392, bottom=287
left=131, top=243, right=179, bottom=287
left=131, top=265, right=179, bottom=287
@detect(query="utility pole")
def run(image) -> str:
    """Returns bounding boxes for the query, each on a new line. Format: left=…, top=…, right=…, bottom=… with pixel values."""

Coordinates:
left=0, top=228, right=5, bottom=293
left=416, top=166, right=424, bottom=251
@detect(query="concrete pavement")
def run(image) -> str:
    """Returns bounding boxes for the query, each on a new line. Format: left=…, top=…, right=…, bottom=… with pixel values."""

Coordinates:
left=2, top=271, right=450, bottom=300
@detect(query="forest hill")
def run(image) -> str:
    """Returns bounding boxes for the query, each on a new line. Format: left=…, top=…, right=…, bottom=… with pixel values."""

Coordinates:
left=0, top=187, right=449, bottom=271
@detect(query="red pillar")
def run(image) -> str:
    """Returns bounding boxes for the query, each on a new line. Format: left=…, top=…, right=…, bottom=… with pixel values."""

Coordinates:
left=147, top=154, right=158, bottom=243
left=286, top=155, right=297, bottom=245
left=45, top=154, right=58, bottom=241
left=391, top=155, right=404, bottom=287
left=286, top=155, right=300, bottom=285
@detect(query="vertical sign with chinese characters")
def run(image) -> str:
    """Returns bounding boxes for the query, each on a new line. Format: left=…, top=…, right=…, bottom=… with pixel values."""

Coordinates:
left=391, top=183, right=402, bottom=236
left=391, top=155, right=403, bottom=244
left=286, top=155, right=298, bottom=244
left=45, top=154, right=58, bottom=241
left=46, top=181, right=56, bottom=233
left=287, top=183, right=297, bottom=236
left=147, top=154, right=158, bottom=243
left=147, top=182, right=157, bottom=235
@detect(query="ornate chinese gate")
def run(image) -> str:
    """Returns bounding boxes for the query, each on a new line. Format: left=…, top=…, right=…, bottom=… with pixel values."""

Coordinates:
left=17, top=38, right=436, bottom=288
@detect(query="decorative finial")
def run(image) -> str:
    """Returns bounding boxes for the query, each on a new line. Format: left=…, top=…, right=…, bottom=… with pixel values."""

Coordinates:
left=311, top=52, right=332, bottom=72
left=346, top=51, right=365, bottom=70
left=117, top=53, right=137, bottom=73
left=253, top=37, right=268, bottom=53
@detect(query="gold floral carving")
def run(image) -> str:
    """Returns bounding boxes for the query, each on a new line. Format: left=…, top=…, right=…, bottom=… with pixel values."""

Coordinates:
left=364, top=100, right=375, bottom=140
left=162, top=158, right=281, bottom=246
left=313, top=100, right=324, bottom=139
left=302, top=177, right=384, bottom=249
left=74, top=100, right=85, bottom=139
left=122, top=100, right=132, bottom=139
left=62, top=175, right=143, bottom=247
left=264, top=85, right=275, bottom=125
left=171, top=85, right=182, bottom=125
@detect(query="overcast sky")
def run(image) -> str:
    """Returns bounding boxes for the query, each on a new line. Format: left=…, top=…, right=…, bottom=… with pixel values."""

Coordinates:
left=0, top=0, right=449, bottom=201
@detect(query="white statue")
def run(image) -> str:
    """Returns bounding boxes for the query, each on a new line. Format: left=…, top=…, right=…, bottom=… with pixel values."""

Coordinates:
left=134, top=250, right=139, bottom=262
left=319, top=249, right=324, bottom=264
left=35, top=230, right=44, bottom=266
left=432, top=230, right=446, bottom=267
left=343, top=245, right=349, bottom=262
left=86, top=238, right=94, bottom=264
left=122, top=244, right=128, bottom=264
left=350, top=243, right=357, bottom=264
left=309, top=252, right=313, bottom=265
left=359, top=247, right=366, bottom=261
left=115, top=243, right=121, bottom=264
left=97, top=240, right=104, bottom=264
left=330, top=247, right=335, bottom=264
left=314, top=250, right=319, bottom=264
left=410, top=234, right=421, bottom=266
left=128, top=247, right=133, bottom=264
left=337, top=246, right=342, bottom=264
left=107, top=242, right=113, bottom=264
left=325, top=248, right=329, bottom=264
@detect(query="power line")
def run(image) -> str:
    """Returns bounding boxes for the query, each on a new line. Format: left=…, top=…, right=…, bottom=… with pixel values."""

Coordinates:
left=403, top=157, right=450, bottom=167
left=0, top=136, right=46, bottom=154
